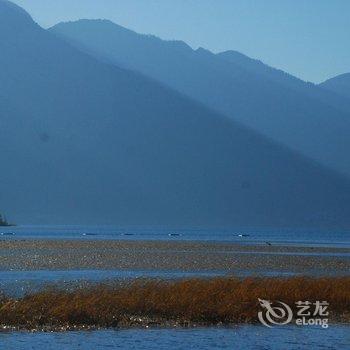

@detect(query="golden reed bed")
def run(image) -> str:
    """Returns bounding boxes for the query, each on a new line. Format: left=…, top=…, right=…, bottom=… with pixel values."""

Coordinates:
left=0, top=277, right=349, bottom=330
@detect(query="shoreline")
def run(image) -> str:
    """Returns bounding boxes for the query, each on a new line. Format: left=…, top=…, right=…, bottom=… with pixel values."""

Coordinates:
left=1, top=321, right=348, bottom=333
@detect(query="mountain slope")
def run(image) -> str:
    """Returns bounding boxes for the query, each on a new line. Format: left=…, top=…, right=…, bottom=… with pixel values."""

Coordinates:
left=1, top=0, right=350, bottom=228
left=51, top=19, right=350, bottom=177
left=319, top=73, right=350, bottom=100
left=217, top=50, right=350, bottom=112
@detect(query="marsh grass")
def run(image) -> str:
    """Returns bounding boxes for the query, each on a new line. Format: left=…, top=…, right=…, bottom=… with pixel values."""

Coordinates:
left=0, top=277, right=349, bottom=329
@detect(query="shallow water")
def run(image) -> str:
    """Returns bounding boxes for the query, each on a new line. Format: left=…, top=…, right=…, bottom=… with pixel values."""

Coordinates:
left=0, top=325, right=348, bottom=350
left=0, top=268, right=305, bottom=297
left=0, top=269, right=225, bottom=297
left=1, top=226, right=350, bottom=247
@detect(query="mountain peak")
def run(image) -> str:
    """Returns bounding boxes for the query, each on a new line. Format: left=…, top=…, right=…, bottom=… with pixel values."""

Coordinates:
left=320, top=73, right=350, bottom=99
left=53, top=19, right=131, bottom=33
left=219, top=50, right=255, bottom=61
left=0, top=0, right=35, bottom=27
left=51, top=19, right=193, bottom=53
left=321, top=72, right=350, bottom=84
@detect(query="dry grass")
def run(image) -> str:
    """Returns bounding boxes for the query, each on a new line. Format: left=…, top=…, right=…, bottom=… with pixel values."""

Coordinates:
left=0, top=277, right=349, bottom=329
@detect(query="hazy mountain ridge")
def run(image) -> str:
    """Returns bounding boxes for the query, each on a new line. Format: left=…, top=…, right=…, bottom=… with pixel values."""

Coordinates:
left=217, top=50, right=350, bottom=112
left=1, top=0, right=350, bottom=228
left=50, top=19, right=350, bottom=178
left=218, top=50, right=309, bottom=84
left=319, top=73, right=350, bottom=100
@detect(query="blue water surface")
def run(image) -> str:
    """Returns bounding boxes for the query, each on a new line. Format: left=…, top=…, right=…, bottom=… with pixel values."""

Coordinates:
left=0, top=325, right=348, bottom=350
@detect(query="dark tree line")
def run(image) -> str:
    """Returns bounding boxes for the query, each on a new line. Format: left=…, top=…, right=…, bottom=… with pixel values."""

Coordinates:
left=0, top=213, right=10, bottom=226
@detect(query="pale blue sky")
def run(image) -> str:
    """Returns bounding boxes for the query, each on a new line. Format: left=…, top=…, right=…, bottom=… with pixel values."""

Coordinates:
left=12, top=0, right=350, bottom=83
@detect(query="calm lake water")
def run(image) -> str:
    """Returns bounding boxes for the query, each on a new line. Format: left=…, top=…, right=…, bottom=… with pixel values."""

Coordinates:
left=0, top=227, right=348, bottom=348
left=1, top=325, right=349, bottom=350
left=1, top=225, right=350, bottom=247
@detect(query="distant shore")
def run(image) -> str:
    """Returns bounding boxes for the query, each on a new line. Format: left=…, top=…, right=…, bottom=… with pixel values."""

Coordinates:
left=0, top=239, right=349, bottom=275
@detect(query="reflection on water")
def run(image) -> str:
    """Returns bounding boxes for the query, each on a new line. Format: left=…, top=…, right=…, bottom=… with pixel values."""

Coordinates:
left=0, top=325, right=348, bottom=350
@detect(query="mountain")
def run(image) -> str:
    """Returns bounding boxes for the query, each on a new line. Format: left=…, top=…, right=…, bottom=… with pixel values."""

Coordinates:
left=319, top=73, right=350, bottom=100
left=217, top=50, right=350, bottom=112
left=51, top=19, right=350, bottom=177
left=1, top=0, right=350, bottom=228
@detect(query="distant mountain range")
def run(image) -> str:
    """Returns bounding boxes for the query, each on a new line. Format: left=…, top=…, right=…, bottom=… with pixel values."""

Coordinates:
left=0, top=0, right=349, bottom=228
left=319, top=73, right=350, bottom=100
left=51, top=19, right=350, bottom=177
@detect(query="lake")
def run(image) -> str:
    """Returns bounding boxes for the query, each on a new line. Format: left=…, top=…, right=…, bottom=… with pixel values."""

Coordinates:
left=1, top=325, right=349, bottom=350
left=0, top=226, right=348, bottom=348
